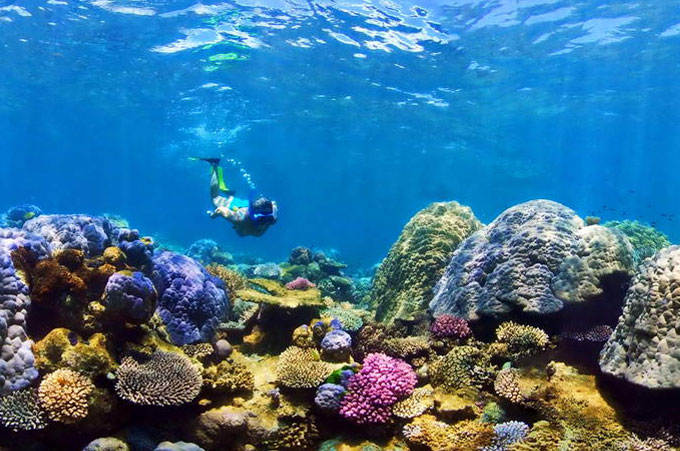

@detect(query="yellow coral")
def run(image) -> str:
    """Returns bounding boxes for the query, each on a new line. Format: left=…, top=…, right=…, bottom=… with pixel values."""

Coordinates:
left=372, top=201, right=483, bottom=324
left=495, top=322, right=549, bottom=358
left=206, top=263, right=248, bottom=299
left=182, top=343, right=214, bottom=360
left=38, top=369, right=94, bottom=424
left=33, top=329, right=116, bottom=378
left=292, top=325, right=315, bottom=348
left=429, top=345, right=494, bottom=392
left=403, top=415, right=494, bottom=451
left=393, top=386, right=434, bottom=419
left=276, top=346, right=335, bottom=389
left=236, top=279, right=326, bottom=309
left=202, top=359, right=254, bottom=394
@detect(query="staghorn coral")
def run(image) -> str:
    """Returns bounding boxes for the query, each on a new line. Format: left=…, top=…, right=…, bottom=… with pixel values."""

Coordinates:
left=605, top=220, right=670, bottom=264
left=276, top=346, right=335, bottom=389
left=494, top=368, right=524, bottom=403
left=403, top=415, right=495, bottom=450
left=481, top=421, right=529, bottom=450
left=495, top=322, right=549, bottom=359
left=151, top=252, right=229, bottom=345
left=0, top=388, right=46, bottom=432
left=202, top=359, right=254, bottom=394
left=430, top=314, right=472, bottom=340
left=115, top=351, right=202, bottom=406
left=373, top=201, right=482, bottom=324
left=392, top=385, right=434, bottom=419
left=600, top=246, right=680, bottom=388
left=429, top=345, right=495, bottom=392
left=38, top=368, right=94, bottom=424
left=431, top=200, right=634, bottom=320
left=339, top=353, right=416, bottom=425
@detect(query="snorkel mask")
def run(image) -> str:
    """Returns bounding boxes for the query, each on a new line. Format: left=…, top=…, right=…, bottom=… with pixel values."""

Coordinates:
left=249, top=196, right=277, bottom=225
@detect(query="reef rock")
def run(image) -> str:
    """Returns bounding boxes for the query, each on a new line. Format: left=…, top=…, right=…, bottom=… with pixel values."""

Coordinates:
left=372, top=201, right=482, bottom=323
left=431, top=200, right=635, bottom=320
left=600, top=246, right=680, bottom=388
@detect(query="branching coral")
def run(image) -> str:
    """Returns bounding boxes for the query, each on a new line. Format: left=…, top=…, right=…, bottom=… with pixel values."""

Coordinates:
left=262, top=417, right=320, bottom=450
left=429, top=345, right=495, bottom=392
left=372, top=201, right=482, bottom=323
left=320, top=305, right=364, bottom=332
left=430, top=314, right=472, bottom=340
left=0, top=388, right=46, bottom=432
left=38, top=369, right=94, bottom=424
left=338, top=353, right=416, bottom=424
left=182, top=343, right=214, bottom=360
left=403, top=415, right=494, bottom=450
left=202, top=359, right=254, bottom=394
left=205, top=263, right=247, bottom=299
left=392, top=385, right=434, bottom=419
left=494, top=368, right=524, bottom=403
left=495, top=322, right=549, bottom=359
left=276, top=346, right=335, bottom=389
left=115, top=351, right=202, bottom=406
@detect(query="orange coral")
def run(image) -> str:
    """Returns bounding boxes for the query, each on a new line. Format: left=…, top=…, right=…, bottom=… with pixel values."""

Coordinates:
left=38, top=369, right=94, bottom=424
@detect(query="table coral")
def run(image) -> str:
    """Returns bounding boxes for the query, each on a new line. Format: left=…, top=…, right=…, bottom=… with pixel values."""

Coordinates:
left=115, top=351, right=202, bottom=406
left=372, top=201, right=482, bottom=324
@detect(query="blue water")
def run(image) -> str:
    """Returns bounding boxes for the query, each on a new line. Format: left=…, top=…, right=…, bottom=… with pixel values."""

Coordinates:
left=2, top=0, right=679, bottom=268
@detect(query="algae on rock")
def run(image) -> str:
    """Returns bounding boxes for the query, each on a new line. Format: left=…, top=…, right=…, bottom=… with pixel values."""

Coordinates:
left=372, top=201, right=482, bottom=324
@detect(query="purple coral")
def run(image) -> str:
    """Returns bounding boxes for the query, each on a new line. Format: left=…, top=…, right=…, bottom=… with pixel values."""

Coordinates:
left=151, top=251, right=229, bottom=345
left=285, top=277, right=316, bottom=290
left=339, top=353, right=417, bottom=425
left=22, top=214, right=114, bottom=256
left=314, top=383, right=346, bottom=412
left=430, top=314, right=472, bottom=339
left=103, top=271, right=157, bottom=324
left=321, top=330, right=352, bottom=361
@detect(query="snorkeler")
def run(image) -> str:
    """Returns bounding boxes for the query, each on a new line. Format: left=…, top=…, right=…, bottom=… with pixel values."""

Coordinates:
left=191, top=157, right=278, bottom=237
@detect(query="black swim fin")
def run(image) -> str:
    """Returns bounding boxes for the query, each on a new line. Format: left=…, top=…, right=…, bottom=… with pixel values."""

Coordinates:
left=189, top=156, right=221, bottom=166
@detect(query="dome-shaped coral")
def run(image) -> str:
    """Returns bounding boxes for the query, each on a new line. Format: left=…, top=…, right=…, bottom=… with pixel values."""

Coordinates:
left=103, top=271, right=157, bottom=324
left=115, top=351, right=202, bottom=406
left=314, top=383, right=346, bottom=412
left=372, top=201, right=482, bottom=323
left=321, top=330, right=352, bottom=361
left=38, top=368, right=94, bottom=424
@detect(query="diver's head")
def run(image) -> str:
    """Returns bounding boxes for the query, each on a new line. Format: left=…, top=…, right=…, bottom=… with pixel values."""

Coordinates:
left=249, top=196, right=277, bottom=226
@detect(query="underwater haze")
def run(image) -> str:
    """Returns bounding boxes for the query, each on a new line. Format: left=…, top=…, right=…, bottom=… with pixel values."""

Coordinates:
left=2, top=0, right=680, bottom=268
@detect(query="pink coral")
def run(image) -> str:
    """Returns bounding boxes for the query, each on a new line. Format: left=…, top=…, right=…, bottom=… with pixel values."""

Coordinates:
left=430, top=314, right=472, bottom=339
left=285, top=277, right=316, bottom=290
left=339, top=353, right=417, bottom=425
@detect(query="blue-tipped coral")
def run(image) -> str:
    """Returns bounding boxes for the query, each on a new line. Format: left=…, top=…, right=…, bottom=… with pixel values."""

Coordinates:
left=151, top=251, right=229, bottom=345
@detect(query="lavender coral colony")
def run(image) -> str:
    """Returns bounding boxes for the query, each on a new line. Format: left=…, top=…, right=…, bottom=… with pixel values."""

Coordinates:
left=0, top=200, right=678, bottom=450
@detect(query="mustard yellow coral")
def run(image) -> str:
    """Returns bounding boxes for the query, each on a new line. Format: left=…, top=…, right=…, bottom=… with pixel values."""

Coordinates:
left=429, top=345, right=494, bottom=392
left=372, top=201, right=482, bottom=324
left=202, top=359, right=254, bottom=394
left=33, top=329, right=116, bottom=379
left=38, top=369, right=94, bottom=424
left=276, top=346, right=335, bottom=389
left=206, top=263, right=248, bottom=299
left=495, top=322, right=549, bottom=359
left=236, top=279, right=326, bottom=309
left=403, top=415, right=494, bottom=450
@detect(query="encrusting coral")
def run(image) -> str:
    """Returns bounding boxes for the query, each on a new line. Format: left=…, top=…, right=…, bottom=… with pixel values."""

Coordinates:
left=403, top=415, right=495, bottom=450
left=372, top=201, right=482, bottom=324
left=38, top=368, right=94, bottom=424
left=33, top=328, right=116, bottom=379
left=115, top=351, right=202, bottom=406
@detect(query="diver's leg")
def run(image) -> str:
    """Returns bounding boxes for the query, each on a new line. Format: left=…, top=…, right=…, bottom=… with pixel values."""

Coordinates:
left=210, top=165, right=221, bottom=203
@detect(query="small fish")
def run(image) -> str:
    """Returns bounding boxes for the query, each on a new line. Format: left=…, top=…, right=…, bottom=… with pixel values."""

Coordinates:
left=23, top=212, right=35, bottom=220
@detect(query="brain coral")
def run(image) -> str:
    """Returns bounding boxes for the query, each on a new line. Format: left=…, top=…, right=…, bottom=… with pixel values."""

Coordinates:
left=599, top=246, right=680, bottom=388
left=0, top=388, right=46, bottom=431
left=115, top=351, right=202, bottom=406
left=338, top=353, right=416, bottom=425
left=23, top=214, right=115, bottom=256
left=151, top=251, right=229, bottom=345
left=38, top=369, right=94, bottom=424
left=0, top=228, right=49, bottom=393
left=103, top=271, right=157, bottom=324
left=431, top=200, right=635, bottom=320
left=604, top=220, right=671, bottom=264
left=372, top=201, right=482, bottom=323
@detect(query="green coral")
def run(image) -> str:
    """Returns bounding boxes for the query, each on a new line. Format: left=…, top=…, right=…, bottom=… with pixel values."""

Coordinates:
left=372, top=201, right=482, bottom=323
left=604, top=220, right=670, bottom=263
left=320, top=306, right=364, bottom=332
left=480, top=401, right=506, bottom=424
left=429, top=345, right=495, bottom=392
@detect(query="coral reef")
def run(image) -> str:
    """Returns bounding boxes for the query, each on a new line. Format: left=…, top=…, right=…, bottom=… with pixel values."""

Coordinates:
left=600, top=245, right=680, bottom=388
left=605, top=220, right=670, bottom=263
left=83, top=437, right=130, bottom=451
left=372, top=201, right=482, bottom=323
left=430, top=314, right=472, bottom=340
left=115, top=351, right=202, bottom=406
left=392, top=385, right=434, bottom=419
left=33, top=328, right=116, bottom=378
left=431, top=200, right=635, bottom=320
left=202, top=358, right=254, bottom=394
left=0, top=388, right=46, bottom=431
left=320, top=305, right=364, bottom=332
left=289, top=247, right=313, bottom=265
left=235, top=278, right=325, bottom=309
left=103, top=271, right=157, bottom=324
left=186, top=239, right=233, bottom=266
left=205, top=263, right=247, bottom=297
left=276, top=346, right=335, bottom=389
left=314, top=383, right=346, bottom=412
left=3, top=204, right=42, bottom=228
left=38, top=368, right=94, bottom=424
left=338, top=353, right=417, bottom=424
left=151, top=251, right=229, bottom=345
left=403, top=416, right=495, bottom=450
left=494, top=368, right=524, bottom=403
